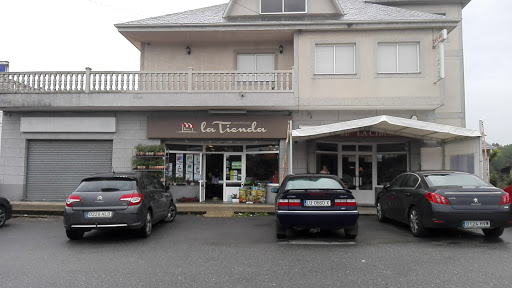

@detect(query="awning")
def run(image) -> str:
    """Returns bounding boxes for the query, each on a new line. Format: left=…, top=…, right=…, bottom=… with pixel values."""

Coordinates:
left=292, top=115, right=481, bottom=143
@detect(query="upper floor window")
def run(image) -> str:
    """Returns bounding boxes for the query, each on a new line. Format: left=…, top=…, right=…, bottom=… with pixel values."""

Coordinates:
left=315, top=44, right=356, bottom=74
left=377, top=43, right=419, bottom=73
left=237, top=54, right=275, bottom=81
left=261, top=0, right=307, bottom=14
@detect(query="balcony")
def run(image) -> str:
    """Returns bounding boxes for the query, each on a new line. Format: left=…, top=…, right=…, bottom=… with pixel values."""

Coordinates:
left=0, top=68, right=296, bottom=111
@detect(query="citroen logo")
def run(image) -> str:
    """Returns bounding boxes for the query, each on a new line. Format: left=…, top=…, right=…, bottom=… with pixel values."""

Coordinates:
left=97, top=196, right=103, bottom=201
left=471, top=198, right=481, bottom=206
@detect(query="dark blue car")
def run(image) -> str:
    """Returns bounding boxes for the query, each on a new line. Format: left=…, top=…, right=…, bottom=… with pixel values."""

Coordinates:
left=272, top=174, right=359, bottom=239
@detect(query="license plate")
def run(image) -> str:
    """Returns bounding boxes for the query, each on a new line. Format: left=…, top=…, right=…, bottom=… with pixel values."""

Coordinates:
left=462, top=220, right=490, bottom=229
left=85, top=211, right=113, bottom=218
left=304, top=200, right=331, bottom=207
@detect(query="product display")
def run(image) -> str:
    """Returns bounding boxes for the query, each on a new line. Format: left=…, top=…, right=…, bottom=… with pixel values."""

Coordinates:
left=239, top=186, right=266, bottom=204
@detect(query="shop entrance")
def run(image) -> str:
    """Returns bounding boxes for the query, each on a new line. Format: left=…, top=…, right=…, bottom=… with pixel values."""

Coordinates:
left=204, top=154, right=223, bottom=201
left=341, top=154, right=374, bottom=205
left=224, top=153, right=245, bottom=201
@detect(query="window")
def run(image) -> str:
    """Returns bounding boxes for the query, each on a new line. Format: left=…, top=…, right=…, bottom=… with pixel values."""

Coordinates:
left=377, top=43, right=419, bottom=73
left=315, top=44, right=356, bottom=74
left=261, top=0, right=306, bottom=14
left=237, top=54, right=275, bottom=81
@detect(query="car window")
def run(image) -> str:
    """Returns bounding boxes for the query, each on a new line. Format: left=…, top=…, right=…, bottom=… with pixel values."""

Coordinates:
left=401, top=174, right=420, bottom=189
left=389, top=174, right=406, bottom=189
left=424, top=173, right=493, bottom=188
left=75, top=179, right=136, bottom=192
left=285, top=177, right=344, bottom=190
left=143, top=175, right=159, bottom=190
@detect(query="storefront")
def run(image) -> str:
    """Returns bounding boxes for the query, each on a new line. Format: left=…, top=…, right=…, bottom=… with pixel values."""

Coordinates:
left=146, top=113, right=291, bottom=203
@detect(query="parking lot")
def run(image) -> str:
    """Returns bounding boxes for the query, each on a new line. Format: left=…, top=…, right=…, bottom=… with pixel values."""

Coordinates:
left=1, top=214, right=512, bottom=287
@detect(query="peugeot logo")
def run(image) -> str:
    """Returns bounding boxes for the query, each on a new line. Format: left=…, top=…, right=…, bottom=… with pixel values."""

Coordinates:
left=471, top=198, right=481, bottom=206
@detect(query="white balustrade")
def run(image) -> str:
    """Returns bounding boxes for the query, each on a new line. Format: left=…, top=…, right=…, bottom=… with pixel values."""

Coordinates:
left=0, top=69, right=293, bottom=93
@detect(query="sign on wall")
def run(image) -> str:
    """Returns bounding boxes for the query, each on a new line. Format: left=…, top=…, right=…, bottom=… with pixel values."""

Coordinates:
left=147, top=115, right=291, bottom=139
left=433, top=29, right=448, bottom=83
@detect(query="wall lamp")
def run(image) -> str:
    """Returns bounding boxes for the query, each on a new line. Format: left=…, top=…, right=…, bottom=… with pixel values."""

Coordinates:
left=279, top=44, right=284, bottom=54
left=186, top=46, right=191, bottom=55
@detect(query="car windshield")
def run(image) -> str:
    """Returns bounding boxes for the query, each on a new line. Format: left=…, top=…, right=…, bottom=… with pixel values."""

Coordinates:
left=424, top=173, right=493, bottom=188
left=285, top=177, right=344, bottom=190
left=75, top=179, right=136, bottom=192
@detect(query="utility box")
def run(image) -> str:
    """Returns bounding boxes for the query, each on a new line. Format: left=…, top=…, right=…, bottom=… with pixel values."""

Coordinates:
left=0, top=61, right=9, bottom=72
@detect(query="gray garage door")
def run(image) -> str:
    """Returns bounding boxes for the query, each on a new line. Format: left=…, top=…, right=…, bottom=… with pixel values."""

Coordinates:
left=26, top=140, right=113, bottom=201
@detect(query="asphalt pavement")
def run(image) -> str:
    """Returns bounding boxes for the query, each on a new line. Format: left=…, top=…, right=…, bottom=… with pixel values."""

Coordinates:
left=2, top=215, right=512, bottom=287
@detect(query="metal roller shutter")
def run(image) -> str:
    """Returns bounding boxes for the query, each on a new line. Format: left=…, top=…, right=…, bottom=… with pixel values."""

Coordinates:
left=26, top=140, right=113, bottom=201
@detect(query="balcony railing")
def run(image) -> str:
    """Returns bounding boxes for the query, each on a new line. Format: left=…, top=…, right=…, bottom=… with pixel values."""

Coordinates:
left=0, top=68, right=294, bottom=93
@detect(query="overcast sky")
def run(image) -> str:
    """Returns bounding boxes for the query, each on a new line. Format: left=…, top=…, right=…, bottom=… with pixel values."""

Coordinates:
left=1, top=0, right=510, bottom=144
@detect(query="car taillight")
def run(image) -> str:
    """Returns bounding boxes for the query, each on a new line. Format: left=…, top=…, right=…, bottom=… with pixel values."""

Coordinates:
left=500, top=193, right=511, bottom=205
left=278, top=199, right=301, bottom=206
left=65, top=195, right=80, bottom=207
left=335, top=199, right=357, bottom=206
left=120, top=193, right=144, bottom=206
left=425, top=192, right=450, bottom=205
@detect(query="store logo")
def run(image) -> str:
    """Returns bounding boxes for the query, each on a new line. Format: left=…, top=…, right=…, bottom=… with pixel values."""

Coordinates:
left=180, top=122, right=196, bottom=133
left=471, top=198, right=481, bottom=206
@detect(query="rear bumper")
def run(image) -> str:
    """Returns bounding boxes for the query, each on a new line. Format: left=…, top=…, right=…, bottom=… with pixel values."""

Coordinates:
left=427, top=209, right=512, bottom=229
left=63, top=206, right=144, bottom=230
left=277, top=210, right=359, bottom=230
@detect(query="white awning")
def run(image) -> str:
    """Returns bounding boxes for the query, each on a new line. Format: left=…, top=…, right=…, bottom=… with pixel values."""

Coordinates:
left=292, top=115, right=481, bottom=143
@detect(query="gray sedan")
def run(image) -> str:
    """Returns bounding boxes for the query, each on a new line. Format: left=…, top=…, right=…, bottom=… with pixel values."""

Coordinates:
left=63, top=172, right=176, bottom=240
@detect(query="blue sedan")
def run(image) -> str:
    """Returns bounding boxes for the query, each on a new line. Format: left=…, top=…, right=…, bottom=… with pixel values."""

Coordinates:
left=272, top=174, right=359, bottom=239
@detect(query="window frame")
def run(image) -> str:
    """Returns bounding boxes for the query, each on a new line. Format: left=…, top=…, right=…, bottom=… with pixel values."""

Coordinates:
left=377, top=42, right=420, bottom=74
left=260, top=0, right=307, bottom=14
left=315, top=44, right=356, bottom=75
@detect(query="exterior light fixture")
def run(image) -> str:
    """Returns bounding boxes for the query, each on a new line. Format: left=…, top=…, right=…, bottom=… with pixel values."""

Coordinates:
left=186, top=46, right=191, bottom=55
left=279, top=44, right=284, bottom=54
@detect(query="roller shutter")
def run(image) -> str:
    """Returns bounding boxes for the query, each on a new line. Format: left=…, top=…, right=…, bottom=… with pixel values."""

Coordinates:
left=26, top=140, right=113, bottom=201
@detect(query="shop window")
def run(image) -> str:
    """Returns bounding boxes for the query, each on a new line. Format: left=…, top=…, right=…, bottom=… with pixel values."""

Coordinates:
left=377, top=154, right=408, bottom=185
left=246, top=143, right=279, bottom=152
left=315, top=44, right=356, bottom=74
left=167, top=153, right=201, bottom=185
left=316, top=142, right=338, bottom=152
left=206, top=145, right=243, bottom=152
left=377, top=143, right=407, bottom=153
left=316, top=154, right=338, bottom=175
left=261, top=0, right=306, bottom=14
left=377, top=43, right=419, bottom=73
left=246, top=154, right=279, bottom=185
left=342, top=145, right=356, bottom=152
left=358, top=145, right=372, bottom=152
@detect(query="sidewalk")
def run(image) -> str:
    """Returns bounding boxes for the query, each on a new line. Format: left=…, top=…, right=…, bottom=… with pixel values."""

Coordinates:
left=11, top=201, right=376, bottom=217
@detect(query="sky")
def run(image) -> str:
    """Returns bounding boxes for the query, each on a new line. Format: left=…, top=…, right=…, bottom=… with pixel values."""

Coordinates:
left=0, top=0, right=510, bottom=144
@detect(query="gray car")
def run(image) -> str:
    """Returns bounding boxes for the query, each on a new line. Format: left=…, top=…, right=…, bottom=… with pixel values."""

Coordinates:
left=63, top=172, right=176, bottom=240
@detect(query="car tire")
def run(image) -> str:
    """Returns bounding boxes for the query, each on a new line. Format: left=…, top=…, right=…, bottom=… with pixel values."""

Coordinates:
left=139, top=210, right=153, bottom=238
left=376, top=201, right=389, bottom=223
left=66, top=229, right=84, bottom=240
left=163, top=202, right=177, bottom=223
left=276, top=220, right=286, bottom=239
left=409, top=206, right=428, bottom=237
left=0, top=206, right=6, bottom=227
left=344, top=222, right=358, bottom=239
left=482, top=227, right=504, bottom=238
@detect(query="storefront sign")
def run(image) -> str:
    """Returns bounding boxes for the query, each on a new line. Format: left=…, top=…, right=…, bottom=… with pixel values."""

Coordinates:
left=147, top=115, right=291, bottom=139
left=433, top=29, right=448, bottom=83
left=339, top=131, right=394, bottom=137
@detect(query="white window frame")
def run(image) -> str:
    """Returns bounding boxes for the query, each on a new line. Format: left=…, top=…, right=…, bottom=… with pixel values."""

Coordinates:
left=260, top=0, right=307, bottom=14
left=315, top=44, right=356, bottom=75
left=377, top=43, right=420, bottom=74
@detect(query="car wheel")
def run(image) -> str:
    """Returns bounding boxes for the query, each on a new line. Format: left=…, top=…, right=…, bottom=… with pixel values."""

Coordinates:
left=0, top=206, right=6, bottom=227
left=482, top=227, right=504, bottom=238
left=376, top=201, right=389, bottom=223
left=163, top=202, right=177, bottom=223
left=276, top=220, right=286, bottom=239
left=139, top=210, right=153, bottom=238
left=344, top=222, right=358, bottom=239
left=409, top=206, right=428, bottom=237
left=66, top=229, right=84, bottom=240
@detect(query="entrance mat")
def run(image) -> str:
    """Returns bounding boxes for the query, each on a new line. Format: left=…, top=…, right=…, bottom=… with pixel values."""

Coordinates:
left=204, top=211, right=234, bottom=218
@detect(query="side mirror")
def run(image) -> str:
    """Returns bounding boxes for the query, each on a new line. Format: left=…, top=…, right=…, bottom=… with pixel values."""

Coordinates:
left=165, top=185, right=170, bottom=191
left=383, top=183, right=390, bottom=190
left=271, top=188, right=279, bottom=193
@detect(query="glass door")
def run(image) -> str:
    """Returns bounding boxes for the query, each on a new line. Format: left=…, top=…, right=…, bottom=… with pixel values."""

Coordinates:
left=341, top=154, right=374, bottom=205
left=224, top=153, right=244, bottom=202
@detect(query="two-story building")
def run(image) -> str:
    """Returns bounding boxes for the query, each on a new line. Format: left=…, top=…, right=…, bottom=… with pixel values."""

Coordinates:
left=0, top=0, right=482, bottom=205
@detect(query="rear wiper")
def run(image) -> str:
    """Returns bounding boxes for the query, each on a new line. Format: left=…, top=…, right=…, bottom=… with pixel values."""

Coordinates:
left=101, top=188, right=120, bottom=192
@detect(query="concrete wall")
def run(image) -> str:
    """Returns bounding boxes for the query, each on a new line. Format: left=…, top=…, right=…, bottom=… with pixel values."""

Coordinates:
left=0, top=111, right=156, bottom=201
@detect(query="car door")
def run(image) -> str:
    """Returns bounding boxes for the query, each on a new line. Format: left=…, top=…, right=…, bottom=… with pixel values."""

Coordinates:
left=142, top=174, right=162, bottom=219
left=149, top=174, right=171, bottom=219
left=395, top=173, right=421, bottom=223
left=384, top=174, right=407, bottom=220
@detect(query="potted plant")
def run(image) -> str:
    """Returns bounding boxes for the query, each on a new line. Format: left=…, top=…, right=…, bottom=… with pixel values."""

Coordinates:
left=232, top=193, right=239, bottom=203
left=155, top=144, right=166, bottom=156
left=135, top=144, right=145, bottom=156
